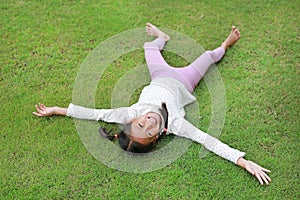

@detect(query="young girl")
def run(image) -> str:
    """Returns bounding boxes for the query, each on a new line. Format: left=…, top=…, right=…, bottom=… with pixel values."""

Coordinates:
left=33, top=23, right=271, bottom=185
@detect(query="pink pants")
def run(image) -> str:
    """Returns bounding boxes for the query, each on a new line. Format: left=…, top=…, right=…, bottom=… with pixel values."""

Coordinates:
left=144, top=38, right=225, bottom=93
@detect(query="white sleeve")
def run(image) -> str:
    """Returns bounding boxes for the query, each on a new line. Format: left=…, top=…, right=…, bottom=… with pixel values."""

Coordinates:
left=176, top=118, right=245, bottom=164
left=66, top=103, right=130, bottom=124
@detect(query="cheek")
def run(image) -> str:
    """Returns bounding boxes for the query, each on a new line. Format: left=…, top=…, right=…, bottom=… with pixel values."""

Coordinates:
left=151, top=127, right=160, bottom=137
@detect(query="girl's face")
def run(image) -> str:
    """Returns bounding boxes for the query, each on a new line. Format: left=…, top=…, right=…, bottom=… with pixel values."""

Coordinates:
left=130, top=112, right=162, bottom=145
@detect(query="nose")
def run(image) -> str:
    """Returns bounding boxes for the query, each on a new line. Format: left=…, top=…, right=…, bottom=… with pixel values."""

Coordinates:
left=139, top=117, right=146, bottom=126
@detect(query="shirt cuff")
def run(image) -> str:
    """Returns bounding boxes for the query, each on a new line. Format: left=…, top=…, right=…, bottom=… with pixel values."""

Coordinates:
left=66, top=103, right=74, bottom=117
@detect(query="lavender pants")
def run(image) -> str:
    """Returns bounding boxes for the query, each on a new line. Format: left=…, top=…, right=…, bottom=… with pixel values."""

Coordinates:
left=144, top=38, right=225, bottom=93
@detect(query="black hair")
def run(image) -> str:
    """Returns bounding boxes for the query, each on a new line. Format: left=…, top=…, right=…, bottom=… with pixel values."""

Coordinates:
left=99, top=123, right=165, bottom=153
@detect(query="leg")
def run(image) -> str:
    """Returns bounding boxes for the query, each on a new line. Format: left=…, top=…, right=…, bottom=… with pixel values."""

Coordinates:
left=175, top=26, right=241, bottom=92
left=174, top=50, right=222, bottom=91
left=144, top=38, right=169, bottom=70
left=144, top=23, right=171, bottom=80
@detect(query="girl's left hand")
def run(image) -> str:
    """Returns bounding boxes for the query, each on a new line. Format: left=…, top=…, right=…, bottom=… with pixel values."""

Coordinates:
left=237, top=158, right=271, bottom=185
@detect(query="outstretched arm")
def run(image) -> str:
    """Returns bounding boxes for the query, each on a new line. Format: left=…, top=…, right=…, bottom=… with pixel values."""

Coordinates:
left=33, top=103, right=131, bottom=124
left=33, top=103, right=67, bottom=117
left=177, top=118, right=271, bottom=185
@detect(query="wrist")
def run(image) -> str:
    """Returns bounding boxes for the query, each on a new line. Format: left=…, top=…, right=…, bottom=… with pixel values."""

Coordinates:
left=53, top=106, right=59, bottom=115
left=237, top=157, right=247, bottom=168
left=54, top=106, right=67, bottom=116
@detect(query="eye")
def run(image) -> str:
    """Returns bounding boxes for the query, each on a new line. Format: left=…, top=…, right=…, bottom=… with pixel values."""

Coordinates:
left=138, top=123, right=143, bottom=128
left=147, top=132, right=152, bottom=137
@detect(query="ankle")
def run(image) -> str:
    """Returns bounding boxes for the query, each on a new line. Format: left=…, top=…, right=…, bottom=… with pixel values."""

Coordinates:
left=221, top=42, right=228, bottom=50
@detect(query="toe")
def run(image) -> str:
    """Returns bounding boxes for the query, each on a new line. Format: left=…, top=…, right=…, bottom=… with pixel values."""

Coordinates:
left=147, top=23, right=154, bottom=28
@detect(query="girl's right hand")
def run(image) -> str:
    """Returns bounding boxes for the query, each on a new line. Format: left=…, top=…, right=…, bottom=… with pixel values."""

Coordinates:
left=33, top=103, right=56, bottom=117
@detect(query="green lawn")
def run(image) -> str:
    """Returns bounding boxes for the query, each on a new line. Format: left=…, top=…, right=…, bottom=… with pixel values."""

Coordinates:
left=1, top=0, right=299, bottom=199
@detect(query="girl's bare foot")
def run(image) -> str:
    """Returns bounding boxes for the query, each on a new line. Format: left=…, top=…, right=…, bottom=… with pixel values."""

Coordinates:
left=221, top=26, right=241, bottom=50
left=146, top=23, right=170, bottom=42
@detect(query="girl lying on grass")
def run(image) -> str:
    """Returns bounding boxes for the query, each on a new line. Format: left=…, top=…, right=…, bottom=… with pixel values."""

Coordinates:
left=33, top=23, right=271, bottom=185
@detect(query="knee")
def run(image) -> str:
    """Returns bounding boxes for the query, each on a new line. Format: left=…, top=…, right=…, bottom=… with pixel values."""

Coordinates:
left=204, top=50, right=220, bottom=63
left=206, top=47, right=225, bottom=63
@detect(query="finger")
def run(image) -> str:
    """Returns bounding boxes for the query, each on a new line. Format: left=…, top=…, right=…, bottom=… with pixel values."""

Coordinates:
left=35, top=104, right=41, bottom=112
left=261, top=167, right=271, bottom=173
left=259, top=172, right=269, bottom=185
left=33, top=112, right=43, bottom=117
left=261, top=171, right=272, bottom=182
left=39, top=103, right=47, bottom=112
left=254, top=172, right=264, bottom=185
left=38, top=103, right=44, bottom=111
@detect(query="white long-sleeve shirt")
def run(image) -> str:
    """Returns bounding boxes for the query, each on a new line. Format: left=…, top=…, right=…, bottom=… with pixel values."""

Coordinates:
left=67, top=77, right=245, bottom=164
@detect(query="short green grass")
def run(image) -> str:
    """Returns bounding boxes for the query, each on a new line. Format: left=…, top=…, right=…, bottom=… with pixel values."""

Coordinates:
left=1, top=0, right=299, bottom=199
